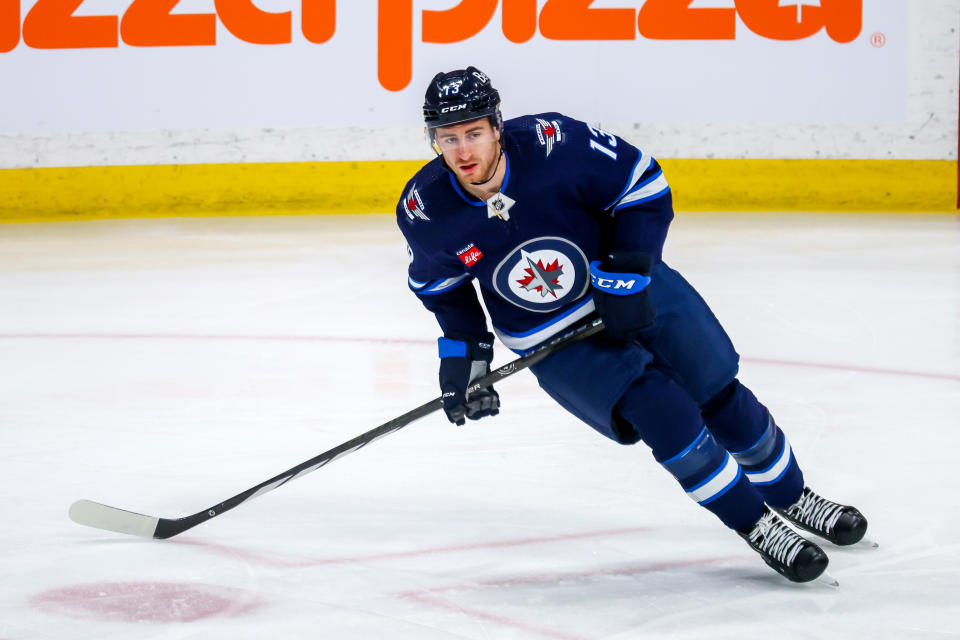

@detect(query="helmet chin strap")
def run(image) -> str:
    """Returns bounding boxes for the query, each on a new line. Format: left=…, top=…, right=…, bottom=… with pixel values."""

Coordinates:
left=470, top=148, right=504, bottom=187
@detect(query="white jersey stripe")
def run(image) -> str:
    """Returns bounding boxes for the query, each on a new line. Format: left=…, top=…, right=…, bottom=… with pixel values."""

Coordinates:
left=614, top=172, right=670, bottom=211
left=417, top=274, right=471, bottom=295
left=603, top=150, right=651, bottom=210
left=494, top=296, right=596, bottom=352
left=408, top=275, right=430, bottom=289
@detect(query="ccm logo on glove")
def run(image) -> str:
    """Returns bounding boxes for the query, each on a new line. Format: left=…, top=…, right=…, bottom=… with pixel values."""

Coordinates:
left=590, top=252, right=656, bottom=342
left=589, top=261, right=651, bottom=295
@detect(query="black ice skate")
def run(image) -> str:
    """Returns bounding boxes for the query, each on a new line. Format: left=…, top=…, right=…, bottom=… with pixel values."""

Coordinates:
left=739, top=508, right=831, bottom=583
left=774, top=487, right=869, bottom=547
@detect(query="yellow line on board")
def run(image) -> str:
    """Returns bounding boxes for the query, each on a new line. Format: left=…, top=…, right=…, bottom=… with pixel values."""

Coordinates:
left=658, top=159, right=958, bottom=213
left=0, top=161, right=425, bottom=223
left=0, top=159, right=956, bottom=223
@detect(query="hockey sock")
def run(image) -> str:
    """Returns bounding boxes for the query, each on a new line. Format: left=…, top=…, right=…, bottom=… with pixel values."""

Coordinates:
left=658, top=427, right=764, bottom=531
left=701, top=380, right=803, bottom=509
left=615, top=373, right=764, bottom=531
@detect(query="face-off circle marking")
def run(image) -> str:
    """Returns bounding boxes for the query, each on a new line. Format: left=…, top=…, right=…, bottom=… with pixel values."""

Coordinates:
left=30, top=582, right=263, bottom=623
left=492, top=237, right=589, bottom=313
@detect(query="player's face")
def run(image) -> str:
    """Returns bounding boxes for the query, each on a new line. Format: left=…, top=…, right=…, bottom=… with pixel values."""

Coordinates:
left=434, top=119, right=501, bottom=183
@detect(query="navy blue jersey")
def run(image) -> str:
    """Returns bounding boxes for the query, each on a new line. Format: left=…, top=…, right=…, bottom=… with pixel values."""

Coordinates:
left=397, top=113, right=674, bottom=352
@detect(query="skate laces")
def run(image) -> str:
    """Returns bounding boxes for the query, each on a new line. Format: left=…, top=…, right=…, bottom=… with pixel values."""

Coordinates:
left=748, top=511, right=805, bottom=567
left=785, top=489, right=844, bottom=535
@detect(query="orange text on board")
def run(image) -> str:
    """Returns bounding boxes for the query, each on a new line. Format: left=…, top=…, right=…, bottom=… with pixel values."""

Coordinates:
left=0, top=0, right=863, bottom=91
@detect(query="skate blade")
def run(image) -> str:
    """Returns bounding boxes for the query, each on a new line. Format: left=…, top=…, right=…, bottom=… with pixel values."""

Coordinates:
left=817, top=571, right=839, bottom=588
left=858, top=535, right=879, bottom=549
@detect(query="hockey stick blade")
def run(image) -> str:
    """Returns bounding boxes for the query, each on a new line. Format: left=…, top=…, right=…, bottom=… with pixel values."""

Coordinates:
left=69, top=318, right=605, bottom=539
left=69, top=500, right=160, bottom=538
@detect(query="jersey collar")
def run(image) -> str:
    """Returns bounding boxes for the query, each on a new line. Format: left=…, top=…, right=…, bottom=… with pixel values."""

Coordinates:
left=448, top=151, right=511, bottom=207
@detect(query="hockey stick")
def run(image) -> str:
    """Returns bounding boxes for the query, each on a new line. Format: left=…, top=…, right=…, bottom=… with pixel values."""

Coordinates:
left=69, top=317, right=605, bottom=539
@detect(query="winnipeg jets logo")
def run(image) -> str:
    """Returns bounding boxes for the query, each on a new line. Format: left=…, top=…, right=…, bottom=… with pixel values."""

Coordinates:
left=403, top=184, right=429, bottom=222
left=493, top=237, right=589, bottom=313
left=535, top=118, right=563, bottom=157
left=517, top=251, right=564, bottom=298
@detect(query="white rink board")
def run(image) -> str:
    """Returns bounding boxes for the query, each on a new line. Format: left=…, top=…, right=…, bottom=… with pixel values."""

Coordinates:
left=1, top=0, right=957, bottom=167
left=2, top=0, right=908, bottom=131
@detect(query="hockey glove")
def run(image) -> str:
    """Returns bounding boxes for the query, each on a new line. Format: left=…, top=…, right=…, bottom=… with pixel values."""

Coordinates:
left=438, top=332, right=500, bottom=426
left=590, top=251, right=656, bottom=343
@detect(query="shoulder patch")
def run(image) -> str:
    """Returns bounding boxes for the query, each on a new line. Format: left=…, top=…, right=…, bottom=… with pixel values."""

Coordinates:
left=402, top=184, right=430, bottom=223
left=534, top=118, right=563, bottom=157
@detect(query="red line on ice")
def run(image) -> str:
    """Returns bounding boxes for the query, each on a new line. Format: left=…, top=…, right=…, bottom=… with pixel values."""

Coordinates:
left=742, top=356, right=960, bottom=383
left=0, top=332, right=428, bottom=345
left=396, top=556, right=737, bottom=640
left=403, top=591, right=589, bottom=640
left=179, top=526, right=650, bottom=569
left=1, top=332, right=957, bottom=382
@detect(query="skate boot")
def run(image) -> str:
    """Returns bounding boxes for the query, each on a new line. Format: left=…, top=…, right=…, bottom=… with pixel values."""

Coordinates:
left=739, top=508, right=830, bottom=583
left=774, top=487, right=868, bottom=546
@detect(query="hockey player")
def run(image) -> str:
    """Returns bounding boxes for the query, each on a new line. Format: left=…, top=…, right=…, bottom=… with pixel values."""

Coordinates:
left=396, top=67, right=869, bottom=583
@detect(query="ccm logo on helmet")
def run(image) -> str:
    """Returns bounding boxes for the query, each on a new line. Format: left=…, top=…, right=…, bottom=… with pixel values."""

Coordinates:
left=440, top=104, right=467, bottom=113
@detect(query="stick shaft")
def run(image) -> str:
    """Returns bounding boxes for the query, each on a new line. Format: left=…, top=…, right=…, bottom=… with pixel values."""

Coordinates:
left=72, top=318, right=605, bottom=539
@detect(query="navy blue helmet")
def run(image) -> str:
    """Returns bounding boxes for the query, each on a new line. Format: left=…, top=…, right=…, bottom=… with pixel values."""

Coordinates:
left=423, top=66, right=502, bottom=130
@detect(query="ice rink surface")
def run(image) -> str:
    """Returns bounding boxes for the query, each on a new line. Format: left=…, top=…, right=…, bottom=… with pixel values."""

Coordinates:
left=1, top=212, right=958, bottom=639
